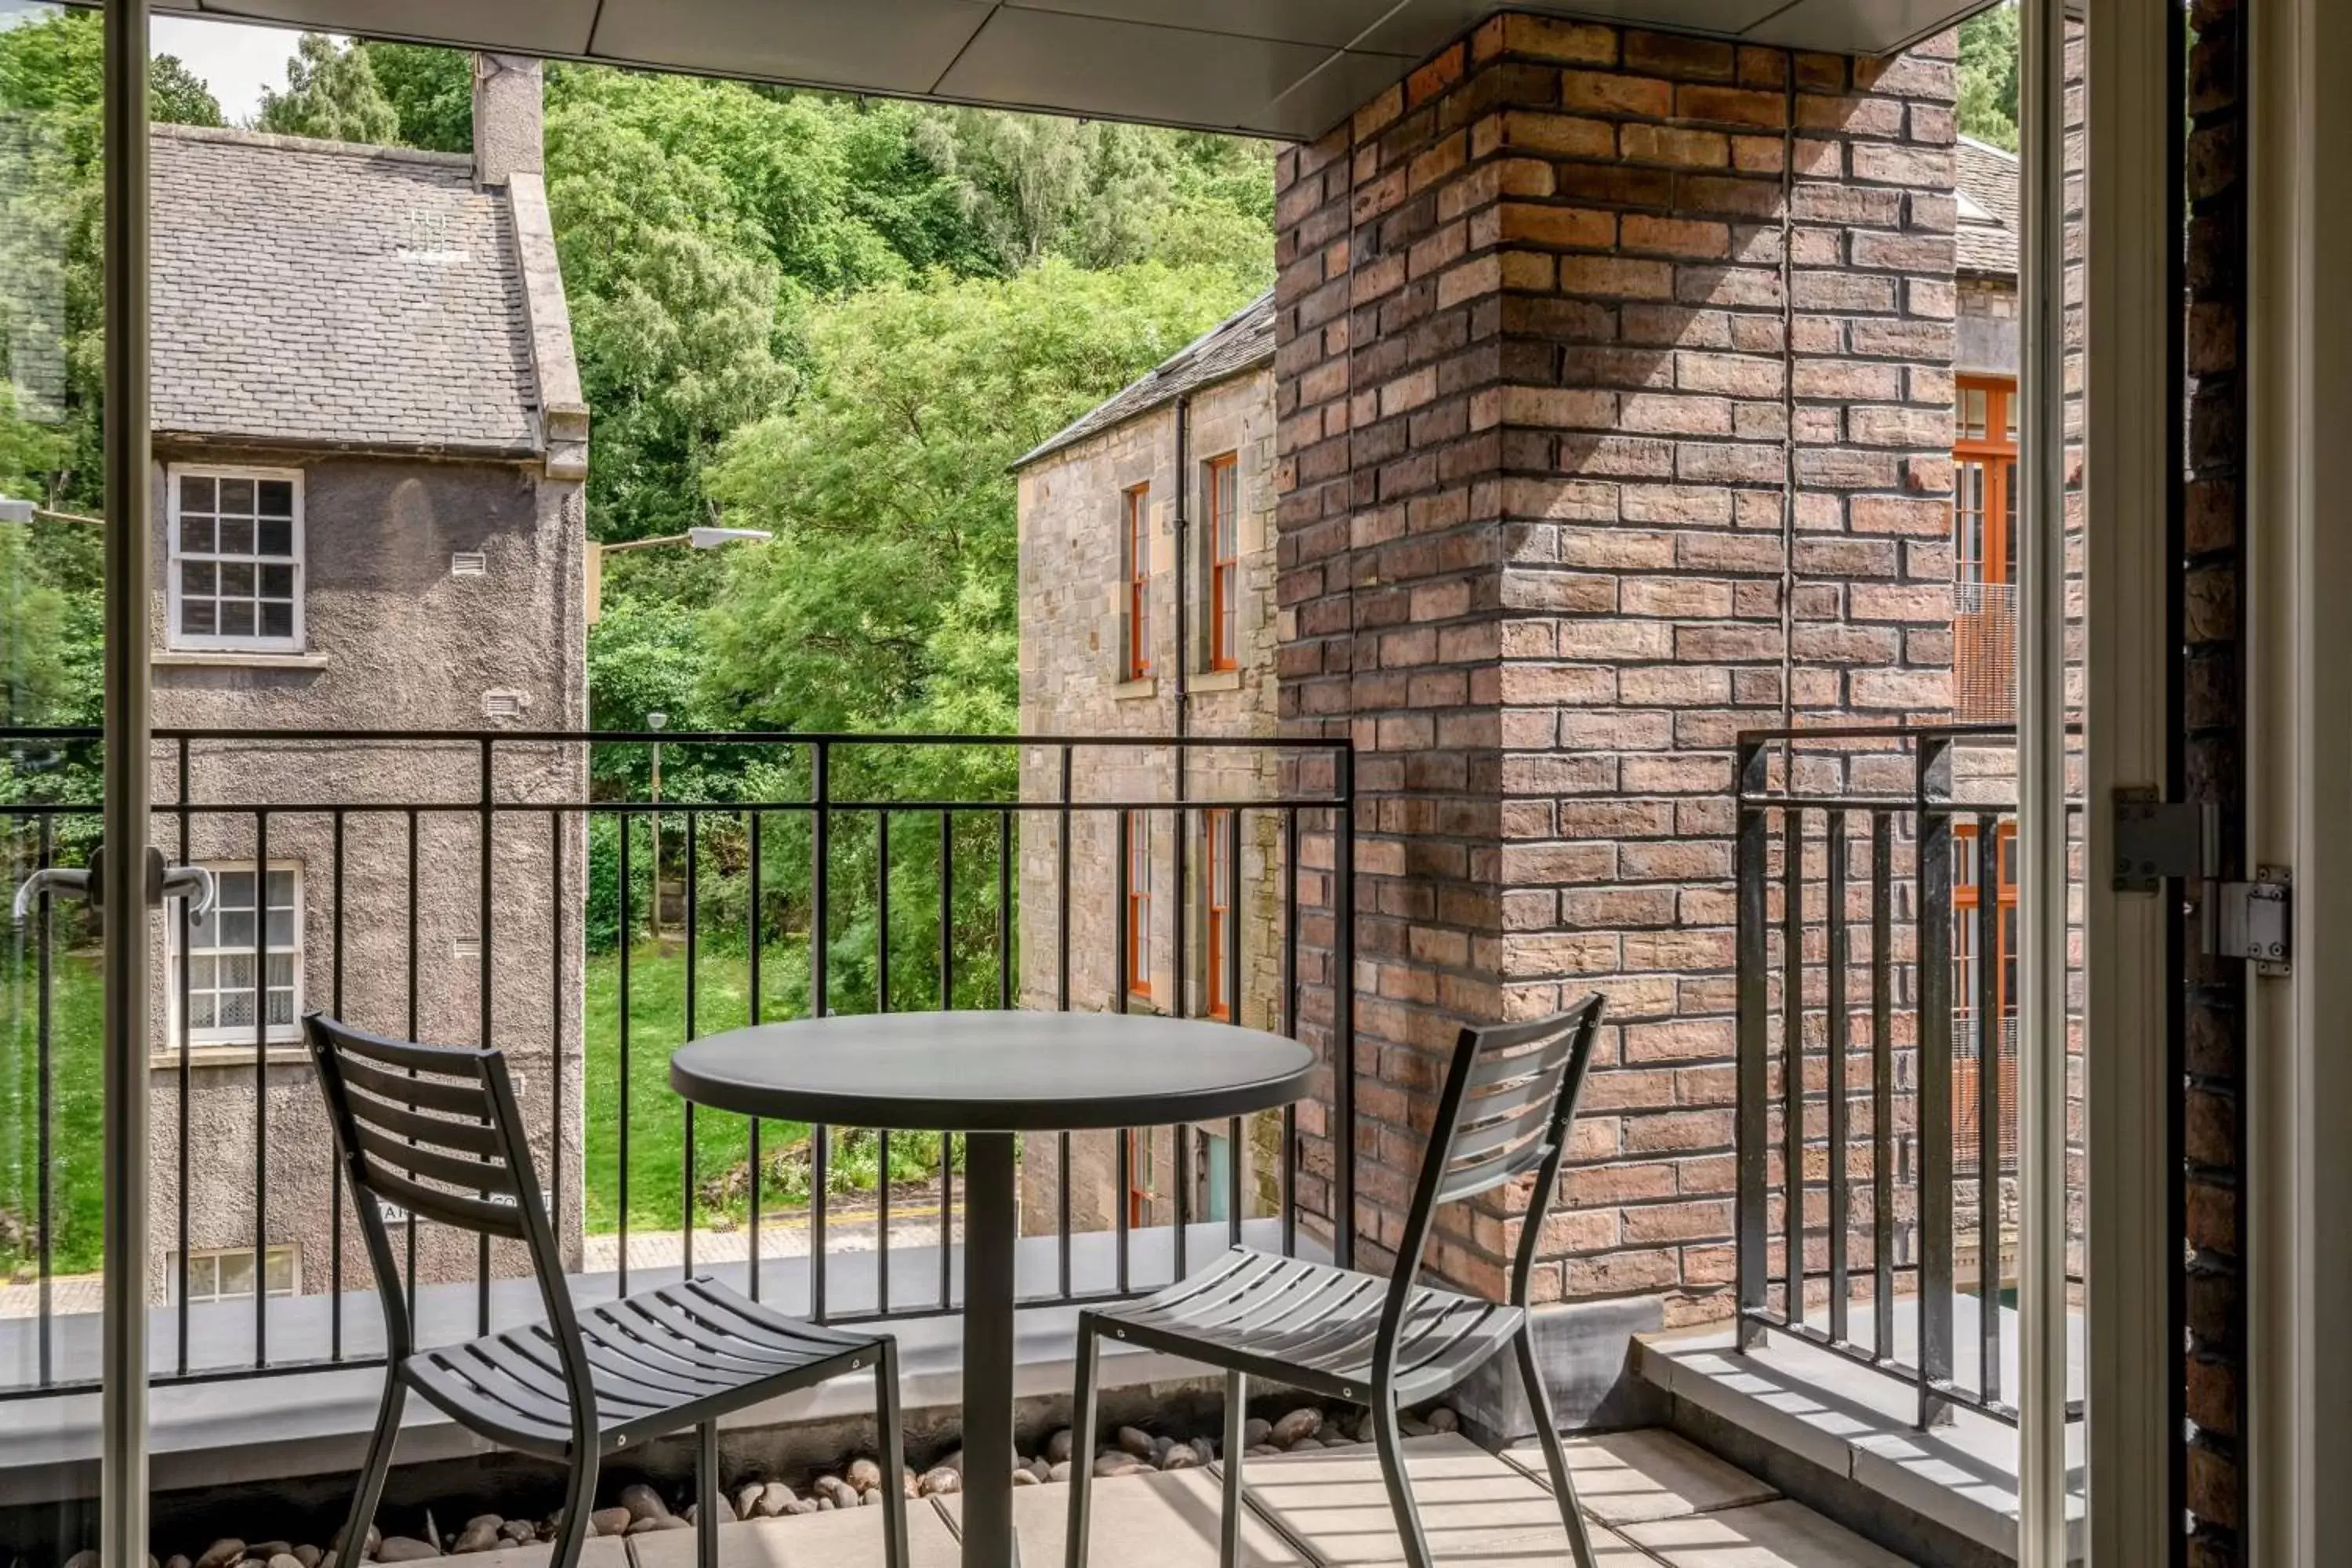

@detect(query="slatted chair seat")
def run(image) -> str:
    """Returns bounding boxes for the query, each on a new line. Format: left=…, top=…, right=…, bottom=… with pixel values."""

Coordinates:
left=1090, top=1247, right=1524, bottom=1406
left=405, top=1276, right=887, bottom=1461
left=303, top=1014, right=909, bottom=1568
left=1064, top=994, right=1610, bottom=1568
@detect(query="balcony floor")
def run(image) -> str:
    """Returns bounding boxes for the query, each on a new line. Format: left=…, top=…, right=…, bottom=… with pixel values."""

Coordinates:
left=412, top=1432, right=1914, bottom=1567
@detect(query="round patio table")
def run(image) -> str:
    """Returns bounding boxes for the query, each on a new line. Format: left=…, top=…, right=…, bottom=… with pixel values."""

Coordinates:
left=670, top=1010, right=1317, bottom=1568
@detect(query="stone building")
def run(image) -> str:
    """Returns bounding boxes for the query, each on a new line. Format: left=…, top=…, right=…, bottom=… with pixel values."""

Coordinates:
left=141, top=55, right=589, bottom=1308
left=1012, top=296, right=1287, bottom=1236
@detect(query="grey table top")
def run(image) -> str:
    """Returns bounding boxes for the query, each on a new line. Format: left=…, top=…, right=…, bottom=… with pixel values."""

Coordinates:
left=667, top=1010, right=1317, bottom=1132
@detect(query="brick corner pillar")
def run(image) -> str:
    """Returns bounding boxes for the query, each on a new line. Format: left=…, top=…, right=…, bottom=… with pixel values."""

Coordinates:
left=1275, top=12, right=1960, bottom=1425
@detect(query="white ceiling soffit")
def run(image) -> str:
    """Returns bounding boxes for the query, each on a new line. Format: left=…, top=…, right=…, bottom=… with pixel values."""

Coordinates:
left=154, top=0, right=2009, bottom=140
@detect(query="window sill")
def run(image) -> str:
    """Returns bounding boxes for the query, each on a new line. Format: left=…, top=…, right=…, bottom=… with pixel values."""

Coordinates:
left=1112, top=677, right=1159, bottom=702
left=154, top=650, right=328, bottom=670
left=1189, top=668, right=1245, bottom=694
left=151, top=1040, right=308, bottom=1070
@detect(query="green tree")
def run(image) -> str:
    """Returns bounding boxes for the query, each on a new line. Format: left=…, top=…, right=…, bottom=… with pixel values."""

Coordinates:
left=361, top=41, right=473, bottom=153
left=257, top=33, right=399, bottom=145
left=1958, top=2, right=2020, bottom=151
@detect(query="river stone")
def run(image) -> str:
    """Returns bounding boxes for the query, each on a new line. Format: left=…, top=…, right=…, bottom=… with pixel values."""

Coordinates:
left=1158, top=1444, right=1201, bottom=1471
left=165, top=1555, right=192, bottom=1568
left=499, top=1521, right=533, bottom=1544
left=735, top=1483, right=768, bottom=1520
left=64, top=1553, right=99, bottom=1568
left=755, top=1480, right=795, bottom=1518
left=1048, top=1461, right=1073, bottom=1483
left=847, top=1457, right=884, bottom=1494
left=590, top=1507, right=632, bottom=1537
left=1271, top=1407, right=1323, bottom=1447
left=619, top=1483, right=671, bottom=1523
left=1399, top=1414, right=1434, bottom=1438
left=249, top=1545, right=292, bottom=1561
left=1116, top=1425, right=1155, bottom=1459
left=627, top=1516, right=689, bottom=1535
left=784, top=1499, right=820, bottom=1517
left=267, top=1554, right=303, bottom=1568
left=1011, top=1466, right=1040, bottom=1486
left=1426, top=1406, right=1459, bottom=1433
left=916, top=1465, right=961, bottom=1497
left=194, top=1541, right=245, bottom=1568
left=1091, top=1454, right=1145, bottom=1479
left=1243, top=1417, right=1271, bottom=1448
left=1246, top=1443, right=1283, bottom=1457
left=293, top=1547, right=322, bottom=1568
left=813, top=1474, right=858, bottom=1508
left=1046, top=1428, right=1075, bottom=1465
left=938, top=1449, right=964, bottom=1474
left=375, top=1540, right=436, bottom=1563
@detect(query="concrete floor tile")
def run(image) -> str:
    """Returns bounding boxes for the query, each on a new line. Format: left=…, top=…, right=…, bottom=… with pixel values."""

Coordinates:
left=1621, top=1499, right=1919, bottom=1567
left=622, top=1506, right=961, bottom=1568
left=1235, top=1434, right=1596, bottom=1565
left=1503, top=1428, right=1780, bottom=1524
left=411, top=1541, right=630, bottom=1568
left=936, top=1468, right=1308, bottom=1566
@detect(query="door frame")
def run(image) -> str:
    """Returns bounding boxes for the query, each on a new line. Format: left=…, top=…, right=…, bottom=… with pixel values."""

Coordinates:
left=2245, top=0, right=2352, bottom=1558
left=2082, top=0, right=2179, bottom=1562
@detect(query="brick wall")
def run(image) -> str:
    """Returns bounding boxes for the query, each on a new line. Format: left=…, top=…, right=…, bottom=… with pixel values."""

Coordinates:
left=1275, top=13, right=1960, bottom=1314
left=2183, top=0, right=2246, bottom=1559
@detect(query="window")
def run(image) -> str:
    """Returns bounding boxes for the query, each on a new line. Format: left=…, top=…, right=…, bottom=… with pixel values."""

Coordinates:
left=1123, top=483, right=1152, bottom=680
left=1203, top=453, right=1239, bottom=671
left=1203, top=808, right=1234, bottom=1022
left=1125, top=809, right=1152, bottom=1000
left=1951, top=378, right=2016, bottom=723
left=1951, top=822, right=2019, bottom=1174
left=172, top=865, right=301, bottom=1045
left=168, top=467, right=303, bottom=652
left=172, top=1243, right=297, bottom=1304
left=1126, top=1128, right=1155, bottom=1228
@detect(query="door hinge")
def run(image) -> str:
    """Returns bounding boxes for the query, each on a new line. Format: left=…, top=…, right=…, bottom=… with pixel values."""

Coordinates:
left=2111, top=787, right=2292, bottom=974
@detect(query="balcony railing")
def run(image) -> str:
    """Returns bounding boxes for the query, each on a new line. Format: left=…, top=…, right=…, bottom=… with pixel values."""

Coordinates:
left=0, top=726, right=1353, bottom=1401
left=1733, top=724, right=2082, bottom=1431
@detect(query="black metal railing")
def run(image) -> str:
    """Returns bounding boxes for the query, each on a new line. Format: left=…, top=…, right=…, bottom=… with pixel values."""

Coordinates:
left=0, top=727, right=1355, bottom=1400
left=1733, top=724, right=2083, bottom=1430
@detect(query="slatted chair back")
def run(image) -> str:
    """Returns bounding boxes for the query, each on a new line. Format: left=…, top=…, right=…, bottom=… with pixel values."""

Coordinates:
left=1372, top=993, right=1606, bottom=1381
left=305, top=1012, right=593, bottom=1439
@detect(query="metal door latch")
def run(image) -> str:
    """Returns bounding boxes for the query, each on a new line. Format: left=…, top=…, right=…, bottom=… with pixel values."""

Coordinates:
left=2111, top=788, right=2292, bottom=974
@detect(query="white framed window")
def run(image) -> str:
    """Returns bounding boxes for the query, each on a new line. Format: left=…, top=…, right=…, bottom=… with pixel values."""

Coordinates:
left=167, top=465, right=304, bottom=651
left=169, top=863, right=303, bottom=1045
left=170, top=1243, right=298, bottom=1304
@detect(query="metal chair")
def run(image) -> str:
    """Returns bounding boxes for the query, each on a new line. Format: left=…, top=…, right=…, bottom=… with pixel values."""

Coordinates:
left=305, top=1014, right=910, bottom=1568
left=1063, top=993, right=1608, bottom=1568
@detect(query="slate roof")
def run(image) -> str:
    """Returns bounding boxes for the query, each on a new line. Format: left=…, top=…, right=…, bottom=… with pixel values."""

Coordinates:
left=1015, top=290, right=1275, bottom=470
left=1955, top=136, right=2020, bottom=279
left=151, top=125, right=543, bottom=456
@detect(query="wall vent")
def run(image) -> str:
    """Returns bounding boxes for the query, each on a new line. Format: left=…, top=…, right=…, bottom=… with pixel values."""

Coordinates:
left=452, top=938, right=482, bottom=961
left=451, top=550, right=488, bottom=577
left=482, top=689, right=528, bottom=720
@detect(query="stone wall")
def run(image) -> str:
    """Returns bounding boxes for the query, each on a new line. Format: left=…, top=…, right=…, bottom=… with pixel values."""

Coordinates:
left=1274, top=13, right=1962, bottom=1317
left=144, top=446, right=588, bottom=1298
left=1014, top=368, right=1287, bottom=1236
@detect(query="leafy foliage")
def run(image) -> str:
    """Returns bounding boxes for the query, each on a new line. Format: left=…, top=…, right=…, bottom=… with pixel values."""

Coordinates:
left=1957, top=3, right=2020, bottom=151
left=256, top=33, right=399, bottom=145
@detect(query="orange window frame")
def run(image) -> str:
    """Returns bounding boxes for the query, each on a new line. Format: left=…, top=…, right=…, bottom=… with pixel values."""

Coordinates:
left=1125, top=809, right=1152, bottom=1000
left=1951, top=820, right=2020, bottom=1017
left=1124, top=483, right=1152, bottom=680
left=1952, top=376, right=2018, bottom=586
left=1203, top=809, right=1233, bottom=1022
left=1205, top=454, right=1239, bottom=672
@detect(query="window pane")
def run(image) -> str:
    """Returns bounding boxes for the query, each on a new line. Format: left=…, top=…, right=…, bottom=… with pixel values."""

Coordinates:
left=267, top=869, right=295, bottom=909
left=181, top=517, right=215, bottom=554
left=180, top=599, right=216, bottom=635
left=266, top=906, right=295, bottom=946
left=220, top=1250, right=256, bottom=1296
left=189, top=992, right=216, bottom=1029
left=217, top=477, right=254, bottom=514
left=257, top=519, right=292, bottom=557
left=217, top=870, right=254, bottom=908
left=220, top=911, right=256, bottom=951
left=220, top=561, right=254, bottom=597
left=260, top=601, right=292, bottom=639
left=220, top=601, right=254, bottom=637
left=179, top=474, right=214, bottom=512
left=267, top=988, right=296, bottom=1027
left=180, top=561, right=216, bottom=597
left=265, top=1249, right=295, bottom=1293
left=218, top=518, right=253, bottom=556
left=257, top=480, right=293, bottom=516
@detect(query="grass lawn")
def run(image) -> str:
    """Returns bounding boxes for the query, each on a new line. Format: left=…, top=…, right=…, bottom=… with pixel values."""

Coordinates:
left=0, top=946, right=106, bottom=1276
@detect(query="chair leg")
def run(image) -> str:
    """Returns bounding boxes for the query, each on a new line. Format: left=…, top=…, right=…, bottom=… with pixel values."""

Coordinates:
left=1370, top=1398, right=1435, bottom=1568
left=697, top=1420, right=721, bottom=1568
left=548, top=1439, right=600, bottom=1568
left=1063, top=1316, right=1102, bottom=1568
left=1516, top=1325, right=1598, bottom=1568
left=875, top=1338, right=911, bottom=1568
left=1219, top=1371, right=1247, bottom=1568
left=332, top=1374, right=405, bottom=1568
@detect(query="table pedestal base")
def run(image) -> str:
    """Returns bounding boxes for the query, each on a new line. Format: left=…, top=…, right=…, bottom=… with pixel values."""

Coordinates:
left=961, top=1131, right=1019, bottom=1568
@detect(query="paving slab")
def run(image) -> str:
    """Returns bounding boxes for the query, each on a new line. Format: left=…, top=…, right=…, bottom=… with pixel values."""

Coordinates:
left=1235, top=1433, right=1645, bottom=1566
left=935, top=1468, right=1308, bottom=1566
left=1621, top=1498, right=1918, bottom=1567
left=1503, top=1428, right=1780, bottom=1524
left=622, top=1507, right=961, bottom=1568
left=394, top=1541, right=631, bottom=1568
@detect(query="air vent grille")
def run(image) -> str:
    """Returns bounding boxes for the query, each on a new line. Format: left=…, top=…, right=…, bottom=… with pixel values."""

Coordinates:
left=451, top=550, right=487, bottom=577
